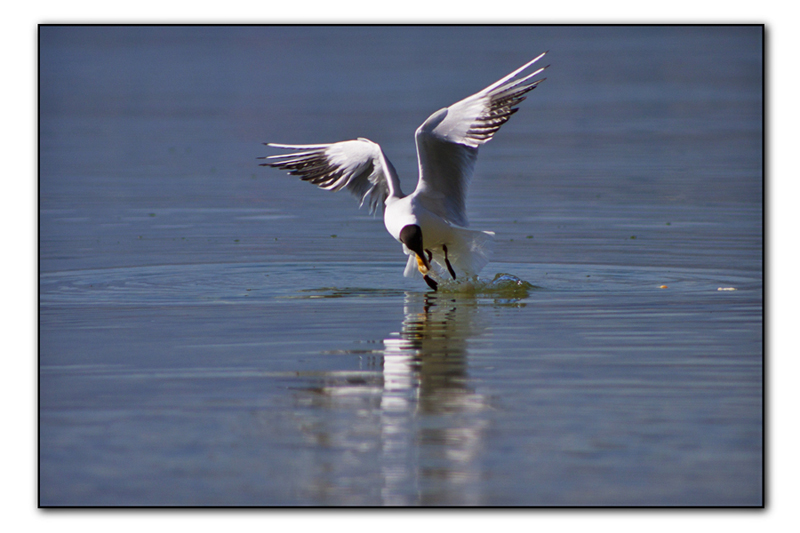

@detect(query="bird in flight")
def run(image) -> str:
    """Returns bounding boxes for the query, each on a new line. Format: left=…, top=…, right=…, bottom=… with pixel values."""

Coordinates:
left=261, top=52, right=548, bottom=291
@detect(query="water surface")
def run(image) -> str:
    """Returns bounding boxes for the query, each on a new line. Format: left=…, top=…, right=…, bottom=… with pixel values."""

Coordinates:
left=39, top=25, right=762, bottom=506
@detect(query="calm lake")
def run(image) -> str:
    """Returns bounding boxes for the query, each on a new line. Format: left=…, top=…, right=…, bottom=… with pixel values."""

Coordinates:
left=39, top=25, right=763, bottom=506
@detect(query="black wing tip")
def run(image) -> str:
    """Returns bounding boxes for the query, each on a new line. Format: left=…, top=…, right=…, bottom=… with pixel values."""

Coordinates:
left=526, top=77, right=546, bottom=90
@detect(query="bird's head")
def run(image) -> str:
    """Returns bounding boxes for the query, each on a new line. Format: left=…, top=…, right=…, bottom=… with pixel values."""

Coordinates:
left=399, top=224, right=431, bottom=274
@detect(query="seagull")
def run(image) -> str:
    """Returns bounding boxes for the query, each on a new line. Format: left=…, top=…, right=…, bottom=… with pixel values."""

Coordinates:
left=260, top=53, right=548, bottom=291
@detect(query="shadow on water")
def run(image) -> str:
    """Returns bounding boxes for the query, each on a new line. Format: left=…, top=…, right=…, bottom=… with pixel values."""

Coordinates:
left=289, top=283, right=532, bottom=505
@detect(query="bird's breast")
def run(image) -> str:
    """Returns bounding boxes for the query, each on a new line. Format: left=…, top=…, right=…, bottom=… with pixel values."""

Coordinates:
left=383, top=199, right=417, bottom=242
left=384, top=196, right=454, bottom=249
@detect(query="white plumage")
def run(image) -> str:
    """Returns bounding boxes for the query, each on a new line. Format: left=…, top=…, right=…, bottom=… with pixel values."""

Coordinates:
left=261, top=53, right=548, bottom=291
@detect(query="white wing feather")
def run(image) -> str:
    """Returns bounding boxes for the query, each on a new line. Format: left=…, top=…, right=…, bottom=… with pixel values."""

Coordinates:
left=412, top=52, right=548, bottom=227
left=260, top=138, right=403, bottom=214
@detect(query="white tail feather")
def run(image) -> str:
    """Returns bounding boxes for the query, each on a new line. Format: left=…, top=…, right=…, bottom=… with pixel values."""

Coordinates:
left=402, top=228, right=495, bottom=280
left=442, top=228, right=495, bottom=277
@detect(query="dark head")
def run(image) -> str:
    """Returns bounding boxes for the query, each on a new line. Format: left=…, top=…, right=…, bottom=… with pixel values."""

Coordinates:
left=399, top=224, right=431, bottom=272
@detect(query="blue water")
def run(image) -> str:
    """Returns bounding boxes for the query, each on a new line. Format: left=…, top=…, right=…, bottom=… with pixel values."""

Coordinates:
left=39, top=25, right=762, bottom=506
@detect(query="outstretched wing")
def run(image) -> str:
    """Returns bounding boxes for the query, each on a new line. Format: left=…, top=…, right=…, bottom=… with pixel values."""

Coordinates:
left=260, top=138, right=403, bottom=214
left=413, top=52, right=548, bottom=227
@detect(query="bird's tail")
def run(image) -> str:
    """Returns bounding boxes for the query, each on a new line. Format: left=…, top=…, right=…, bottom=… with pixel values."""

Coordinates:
left=445, top=227, right=495, bottom=278
left=402, top=227, right=495, bottom=280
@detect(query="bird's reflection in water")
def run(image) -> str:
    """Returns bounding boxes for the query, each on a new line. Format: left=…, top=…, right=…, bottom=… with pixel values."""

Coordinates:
left=380, top=292, right=489, bottom=505
left=291, top=291, right=493, bottom=505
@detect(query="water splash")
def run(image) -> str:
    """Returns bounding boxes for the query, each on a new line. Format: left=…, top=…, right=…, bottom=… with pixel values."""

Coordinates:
left=436, top=273, right=540, bottom=300
left=285, top=273, right=538, bottom=305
